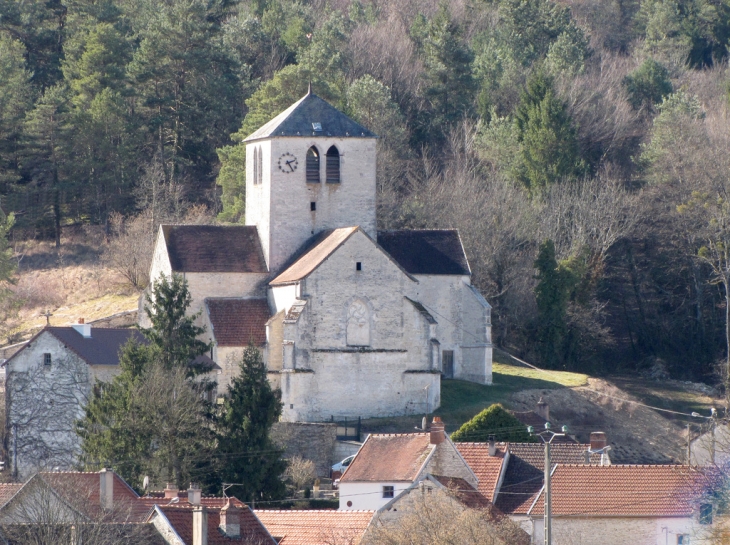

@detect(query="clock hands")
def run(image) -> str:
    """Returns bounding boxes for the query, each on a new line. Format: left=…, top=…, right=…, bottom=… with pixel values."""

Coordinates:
left=286, top=159, right=295, bottom=172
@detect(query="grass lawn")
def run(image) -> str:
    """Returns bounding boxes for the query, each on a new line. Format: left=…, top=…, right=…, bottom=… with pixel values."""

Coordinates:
left=360, top=353, right=588, bottom=434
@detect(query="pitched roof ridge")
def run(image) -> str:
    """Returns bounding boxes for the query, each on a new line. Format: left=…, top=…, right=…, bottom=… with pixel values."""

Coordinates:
left=556, top=463, right=692, bottom=468
left=253, top=509, right=375, bottom=513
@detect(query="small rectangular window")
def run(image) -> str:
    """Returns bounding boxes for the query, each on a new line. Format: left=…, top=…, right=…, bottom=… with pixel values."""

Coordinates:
left=382, top=486, right=394, bottom=499
left=43, top=353, right=51, bottom=367
left=699, top=503, right=713, bottom=524
left=677, top=536, right=690, bottom=545
left=356, top=262, right=362, bottom=271
left=310, top=202, right=316, bottom=211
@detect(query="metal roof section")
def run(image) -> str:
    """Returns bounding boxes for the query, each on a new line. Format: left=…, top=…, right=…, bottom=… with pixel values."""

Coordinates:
left=244, top=92, right=377, bottom=142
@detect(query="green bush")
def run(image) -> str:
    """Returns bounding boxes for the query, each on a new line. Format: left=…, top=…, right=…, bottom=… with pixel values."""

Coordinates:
left=450, top=404, right=536, bottom=443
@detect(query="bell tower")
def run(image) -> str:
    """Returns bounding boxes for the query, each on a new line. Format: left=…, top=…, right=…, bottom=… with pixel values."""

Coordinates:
left=244, top=91, right=377, bottom=273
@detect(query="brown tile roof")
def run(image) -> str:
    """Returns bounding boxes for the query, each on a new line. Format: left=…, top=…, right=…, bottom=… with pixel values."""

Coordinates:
left=158, top=503, right=275, bottom=544
left=431, top=476, right=493, bottom=509
left=495, top=443, right=603, bottom=515
left=0, top=484, right=23, bottom=508
left=270, top=227, right=359, bottom=285
left=377, top=230, right=470, bottom=275
left=138, top=493, right=247, bottom=511
left=340, top=434, right=434, bottom=483
left=454, top=443, right=508, bottom=501
left=162, top=225, right=267, bottom=273
left=254, top=510, right=375, bottom=545
left=15, top=327, right=146, bottom=367
left=529, top=465, right=713, bottom=517
left=206, top=298, right=270, bottom=347
left=36, top=471, right=146, bottom=521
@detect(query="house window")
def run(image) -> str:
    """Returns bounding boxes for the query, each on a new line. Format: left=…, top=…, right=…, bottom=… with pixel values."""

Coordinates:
left=310, top=201, right=316, bottom=211
left=306, top=147, right=320, bottom=183
left=326, top=146, right=340, bottom=183
left=382, top=486, right=394, bottom=499
left=43, top=353, right=51, bottom=367
left=442, top=350, right=454, bottom=379
left=677, top=536, right=690, bottom=545
left=699, top=503, right=713, bottom=524
left=356, top=262, right=362, bottom=271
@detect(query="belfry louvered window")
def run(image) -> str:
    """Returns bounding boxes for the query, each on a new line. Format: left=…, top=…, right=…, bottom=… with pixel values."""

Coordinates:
left=306, top=147, right=320, bottom=183
left=253, top=147, right=258, bottom=185
left=326, top=146, right=340, bottom=183
left=256, top=147, right=263, bottom=184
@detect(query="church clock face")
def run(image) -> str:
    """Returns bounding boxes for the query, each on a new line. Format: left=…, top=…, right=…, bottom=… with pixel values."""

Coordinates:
left=277, top=152, right=298, bottom=174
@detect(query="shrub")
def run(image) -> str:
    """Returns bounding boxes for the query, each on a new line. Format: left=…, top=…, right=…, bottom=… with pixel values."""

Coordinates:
left=450, top=404, right=536, bottom=443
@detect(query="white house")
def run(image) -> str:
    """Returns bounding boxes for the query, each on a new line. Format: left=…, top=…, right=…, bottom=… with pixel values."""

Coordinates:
left=3, top=324, right=144, bottom=479
left=145, top=90, right=493, bottom=422
left=338, top=418, right=479, bottom=511
left=526, top=464, right=717, bottom=545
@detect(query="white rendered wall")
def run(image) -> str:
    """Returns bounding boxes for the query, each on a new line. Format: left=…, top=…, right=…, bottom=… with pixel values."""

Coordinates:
left=339, top=482, right=412, bottom=511
left=529, top=516, right=707, bottom=545
left=246, top=137, right=377, bottom=274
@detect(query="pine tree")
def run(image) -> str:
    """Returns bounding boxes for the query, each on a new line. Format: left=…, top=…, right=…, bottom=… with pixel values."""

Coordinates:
left=213, top=345, right=287, bottom=502
left=142, top=274, right=211, bottom=372
left=534, top=240, right=575, bottom=369
left=513, top=72, right=584, bottom=195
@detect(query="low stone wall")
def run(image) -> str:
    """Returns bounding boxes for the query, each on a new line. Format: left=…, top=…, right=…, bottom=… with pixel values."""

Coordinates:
left=270, top=421, right=337, bottom=477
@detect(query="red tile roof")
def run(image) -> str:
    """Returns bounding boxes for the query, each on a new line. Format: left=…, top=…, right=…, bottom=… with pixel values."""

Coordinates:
left=158, top=503, right=275, bottom=544
left=431, top=476, right=493, bottom=509
left=529, top=465, right=713, bottom=517
left=339, top=434, right=434, bottom=483
left=206, top=298, right=270, bottom=346
left=0, top=484, right=23, bottom=508
left=270, top=227, right=359, bottom=285
left=162, top=225, right=268, bottom=273
left=495, top=443, right=603, bottom=515
left=35, top=471, right=147, bottom=521
left=138, top=492, right=247, bottom=511
left=254, top=510, right=374, bottom=545
left=454, top=443, right=508, bottom=501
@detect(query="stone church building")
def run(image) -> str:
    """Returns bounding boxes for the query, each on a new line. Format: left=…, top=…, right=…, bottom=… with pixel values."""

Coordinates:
left=147, top=90, right=492, bottom=422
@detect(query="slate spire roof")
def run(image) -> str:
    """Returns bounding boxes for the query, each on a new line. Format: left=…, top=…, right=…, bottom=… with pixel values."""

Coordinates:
left=244, top=92, right=377, bottom=142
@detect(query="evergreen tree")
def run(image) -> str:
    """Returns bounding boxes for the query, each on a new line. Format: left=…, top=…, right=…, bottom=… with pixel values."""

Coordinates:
left=142, top=274, right=211, bottom=372
left=420, top=5, right=475, bottom=135
left=534, top=239, right=576, bottom=369
left=213, top=344, right=287, bottom=502
left=623, top=58, right=673, bottom=111
left=451, top=404, right=536, bottom=442
left=513, top=72, right=584, bottom=195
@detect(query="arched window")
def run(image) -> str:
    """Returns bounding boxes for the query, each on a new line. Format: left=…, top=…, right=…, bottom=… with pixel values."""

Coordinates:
left=306, top=147, right=320, bottom=183
left=326, top=146, right=340, bottom=183
left=346, top=299, right=370, bottom=346
left=257, top=147, right=263, bottom=185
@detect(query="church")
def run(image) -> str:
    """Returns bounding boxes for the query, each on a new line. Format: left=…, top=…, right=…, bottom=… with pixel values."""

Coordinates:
left=146, top=90, right=493, bottom=422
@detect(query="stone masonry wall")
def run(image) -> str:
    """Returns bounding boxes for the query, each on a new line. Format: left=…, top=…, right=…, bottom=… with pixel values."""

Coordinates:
left=247, top=136, right=377, bottom=273
left=269, top=421, right=337, bottom=477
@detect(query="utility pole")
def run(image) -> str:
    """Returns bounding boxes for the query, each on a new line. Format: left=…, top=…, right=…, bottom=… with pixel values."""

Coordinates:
left=528, top=422, right=567, bottom=545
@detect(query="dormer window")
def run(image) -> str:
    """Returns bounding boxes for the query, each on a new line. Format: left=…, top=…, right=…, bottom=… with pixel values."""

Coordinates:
left=312, top=122, right=322, bottom=131
left=306, top=147, right=320, bottom=183
left=326, top=146, right=340, bottom=183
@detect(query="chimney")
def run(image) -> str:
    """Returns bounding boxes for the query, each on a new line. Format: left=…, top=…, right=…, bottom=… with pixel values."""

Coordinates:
left=99, top=468, right=114, bottom=510
left=430, top=417, right=445, bottom=445
left=164, top=483, right=178, bottom=499
left=535, top=397, right=549, bottom=422
left=219, top=500, right=241, bottom=538
left=193, top=506, right=208, bottom=545
left=188, top=483, right=201, bottom=506
left=488, top=434, right=496, bottom=456
left=590, top=432, right=607, bottom=452
left=72, top=318, right=91, bottom=338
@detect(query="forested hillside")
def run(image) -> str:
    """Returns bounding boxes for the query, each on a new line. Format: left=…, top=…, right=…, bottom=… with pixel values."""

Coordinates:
left=1, top=0, right=730, bottom=382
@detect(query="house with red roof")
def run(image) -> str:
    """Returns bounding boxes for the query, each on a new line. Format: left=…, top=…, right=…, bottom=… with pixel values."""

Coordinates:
left=338, top=418, right=479, bottom=511
left=526, top=464, right=717, bottom=545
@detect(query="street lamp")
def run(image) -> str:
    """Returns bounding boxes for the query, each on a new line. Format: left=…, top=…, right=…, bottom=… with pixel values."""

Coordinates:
left=528, top=422, right=568, bottom=545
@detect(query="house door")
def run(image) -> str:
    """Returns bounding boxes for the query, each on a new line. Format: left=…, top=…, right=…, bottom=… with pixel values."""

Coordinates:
left=442, top=350, right=454, bottom=379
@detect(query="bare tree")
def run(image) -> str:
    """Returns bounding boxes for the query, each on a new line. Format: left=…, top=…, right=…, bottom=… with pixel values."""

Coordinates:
left=283, top=455, right=316, bottom=494
left=104, top=211, right=155, bottom=290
